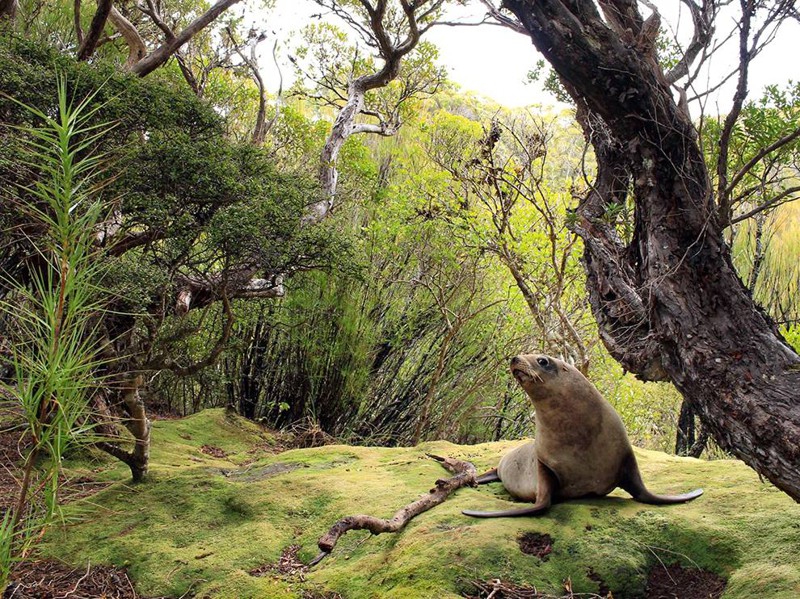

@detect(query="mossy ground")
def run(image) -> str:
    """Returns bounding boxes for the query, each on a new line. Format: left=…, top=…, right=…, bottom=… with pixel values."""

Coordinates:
left=44, top=409, right=800, bottom=598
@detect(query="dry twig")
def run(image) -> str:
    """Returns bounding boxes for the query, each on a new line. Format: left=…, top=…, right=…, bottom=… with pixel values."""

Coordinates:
left=309, top=454, right=477, bottom=566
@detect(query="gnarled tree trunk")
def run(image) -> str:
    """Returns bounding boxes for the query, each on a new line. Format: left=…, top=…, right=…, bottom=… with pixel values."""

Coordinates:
left=503, top=0, right=800, bottom=500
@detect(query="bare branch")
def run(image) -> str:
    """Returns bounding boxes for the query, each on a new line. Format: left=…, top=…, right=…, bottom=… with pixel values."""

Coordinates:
left=666, top=0, right=716, bottom=84
left=129, top=0, right=244, bottom=77
left=77, top=0, right=113, bottom=60
left=226, top=27, right=272, bottom=145
left=715, top=0, right=753, bottom=225
left=730, top=184, right=800, bottom=224
left=476, top=0, right=527, bottom=34
left=74, top=0, right=84, bottom=44
left=108, top=6, right=146, bottom=68
left=138, top=0, right=175, bottom=40
left=350, top=122, right=398, bottom=135
left=724, top=125, right=800, bottom=197
left=147, top=293, right=236, bottom=376
left=310, top=455, right=476, bottom=566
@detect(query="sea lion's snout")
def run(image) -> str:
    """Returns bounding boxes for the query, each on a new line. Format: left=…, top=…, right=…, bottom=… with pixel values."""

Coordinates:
left=510, top=355, right=541, bottom=384
left=510, top=356, right=529, bottom=382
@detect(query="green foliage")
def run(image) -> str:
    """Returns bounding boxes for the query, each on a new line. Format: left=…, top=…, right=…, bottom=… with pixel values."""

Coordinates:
left=0, top=36, right=220, bottom=136
left=782, top=323, right=800, bottom=352
left=0, top=35, right=350, bottom=485
left=0, top=34, right=342, bottom=315
left=0, top=76, right=109, bottom=591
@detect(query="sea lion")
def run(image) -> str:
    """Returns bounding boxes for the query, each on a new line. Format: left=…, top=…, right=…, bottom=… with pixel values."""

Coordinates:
left=463, top=353, right=703, bottom=517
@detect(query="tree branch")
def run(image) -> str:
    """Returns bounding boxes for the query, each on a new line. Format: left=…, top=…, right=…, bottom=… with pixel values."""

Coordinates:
left=310, top=454, right=476, bottom=566
left=730, top=184, right=800, bottom=224
left=74, top=0, right=84, bottom=44
left=476, top=0, right=526, bottom=34
left=77, top=0, right=114, bottom=60
left=129, top=0, right=244, bottom=77
left=724, top=125, right=800, bottom=198
left=138, top=0, right=175, bottom=40
left=108, top=6, right=146, bottom=68
left=666, top=0, right=716, bottom=84
left=146, top=292, right=236, bottom=376
left=350, top=122, right=398, bottom=136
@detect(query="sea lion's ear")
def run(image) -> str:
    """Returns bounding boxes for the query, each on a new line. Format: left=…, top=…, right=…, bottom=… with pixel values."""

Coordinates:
left=561, top=365, right=568, bottom=372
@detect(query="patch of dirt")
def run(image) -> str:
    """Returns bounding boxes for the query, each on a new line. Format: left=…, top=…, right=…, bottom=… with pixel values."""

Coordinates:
left=248, top=546, right=342, bottom=599
left=3, top=559, right=167, bottom=598
left=464, top=578, right=607, bottom=598
left=199, top=444, right=229, bottom=459
left=238, top=437, right=288, bottom=467
left=645, top=564, right=726, bottom=599
left=249, top=544, right=308, bottom=580
left=518, top=532, right=554, bottom=561
left=248, top=439, right=284, bottom=455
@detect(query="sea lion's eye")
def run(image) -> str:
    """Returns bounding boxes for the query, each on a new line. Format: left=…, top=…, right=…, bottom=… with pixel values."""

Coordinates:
left=537, top=357, right=549, bottom=367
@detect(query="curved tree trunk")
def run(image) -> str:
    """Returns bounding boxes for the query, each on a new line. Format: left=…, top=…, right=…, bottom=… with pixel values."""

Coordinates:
left=503, top=0, right=800, bottom=500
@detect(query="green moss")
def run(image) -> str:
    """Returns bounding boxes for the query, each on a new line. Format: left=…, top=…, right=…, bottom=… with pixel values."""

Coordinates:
left=42, top=411, right=800, bottom=598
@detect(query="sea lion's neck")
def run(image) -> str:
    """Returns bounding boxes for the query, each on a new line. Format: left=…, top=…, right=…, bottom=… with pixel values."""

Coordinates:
left=531, top=388, right=603, bottom=435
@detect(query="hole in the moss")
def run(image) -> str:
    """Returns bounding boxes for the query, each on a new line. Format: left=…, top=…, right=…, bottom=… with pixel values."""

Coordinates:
left=517, top=532, right=553, bottom=560
left=200, top=444, right=228, bottom=458
left=645, top=564, right=726, bottom=599
left=587, top=567, right=610, bottom=596
left=249, top=544, right=308, bottom=579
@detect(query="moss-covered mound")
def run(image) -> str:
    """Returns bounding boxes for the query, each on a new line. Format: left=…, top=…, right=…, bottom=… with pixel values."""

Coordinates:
left=45, top=409, right=799, bottom=598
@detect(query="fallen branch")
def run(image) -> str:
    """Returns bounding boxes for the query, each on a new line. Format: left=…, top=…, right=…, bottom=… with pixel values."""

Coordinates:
left=309, top=454, right=477, bottom=566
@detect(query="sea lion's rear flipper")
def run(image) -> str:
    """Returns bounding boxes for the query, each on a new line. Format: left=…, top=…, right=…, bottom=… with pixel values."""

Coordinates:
left=619, top=452, right=704, bottom=504
left=463, top=461, right=555, bottom=518
left=475, top=468, right=500, bottom=484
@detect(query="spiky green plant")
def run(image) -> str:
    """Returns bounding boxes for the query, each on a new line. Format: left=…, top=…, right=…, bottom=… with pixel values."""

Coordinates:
left=0, top=75, right=112, bottom=590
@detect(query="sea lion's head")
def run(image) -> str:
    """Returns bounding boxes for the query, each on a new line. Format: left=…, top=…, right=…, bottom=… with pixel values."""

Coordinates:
left=510, top=353, right=586, bottom=402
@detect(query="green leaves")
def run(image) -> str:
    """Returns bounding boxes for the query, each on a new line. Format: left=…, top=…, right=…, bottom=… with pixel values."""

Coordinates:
left=0, top=74, right=111, bottom=591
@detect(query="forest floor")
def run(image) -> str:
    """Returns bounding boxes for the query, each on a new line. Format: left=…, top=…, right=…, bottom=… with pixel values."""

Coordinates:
left=2, top=409, right=799, bottom=598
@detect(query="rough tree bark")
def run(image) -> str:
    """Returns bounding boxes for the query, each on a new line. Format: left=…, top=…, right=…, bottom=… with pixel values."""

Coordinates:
left=500, top=0, right=800, bottom=500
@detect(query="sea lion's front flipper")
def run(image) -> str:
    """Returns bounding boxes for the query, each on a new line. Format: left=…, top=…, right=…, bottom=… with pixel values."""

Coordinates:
left=619, top=452, right=704, bottom=504
left=475, top=468, right=500, bottom=484
left=463, top=461, right=555, bottom=518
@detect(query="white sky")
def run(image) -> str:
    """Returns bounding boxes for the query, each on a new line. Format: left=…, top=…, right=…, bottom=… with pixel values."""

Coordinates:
left=250, top=0, right=800, bottom=112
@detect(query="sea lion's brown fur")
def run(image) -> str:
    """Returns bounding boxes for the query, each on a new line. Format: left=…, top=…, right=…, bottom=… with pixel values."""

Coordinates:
left=463, top=353, right=703, bottom=517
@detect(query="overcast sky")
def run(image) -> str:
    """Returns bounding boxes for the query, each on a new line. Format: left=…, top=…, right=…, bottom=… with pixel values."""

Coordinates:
left=252, top=0, right=800, bottom=112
